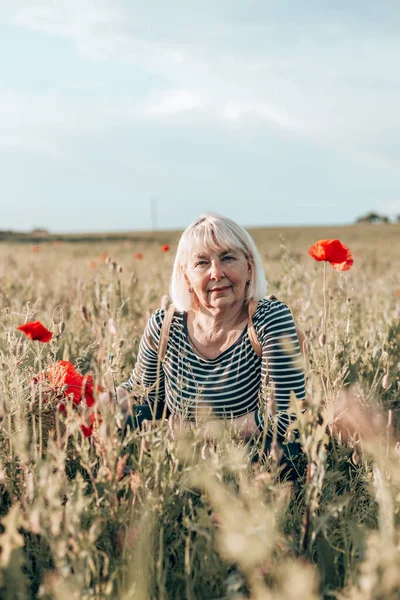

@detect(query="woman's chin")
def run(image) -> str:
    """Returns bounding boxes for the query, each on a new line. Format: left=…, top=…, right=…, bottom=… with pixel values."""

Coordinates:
left=209, top=296, right=236, bottom=308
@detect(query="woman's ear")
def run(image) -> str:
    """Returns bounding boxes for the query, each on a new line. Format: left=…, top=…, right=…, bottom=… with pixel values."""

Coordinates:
left=247, top=262, right=252, bottom=280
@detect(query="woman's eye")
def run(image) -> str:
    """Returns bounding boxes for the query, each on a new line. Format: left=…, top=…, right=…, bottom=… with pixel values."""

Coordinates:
left=222, top=256, right=234, bottom=262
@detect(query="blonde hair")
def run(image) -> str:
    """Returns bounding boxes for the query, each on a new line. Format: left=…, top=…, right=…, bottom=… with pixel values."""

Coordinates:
left=169, top=212, right=267, bottom=311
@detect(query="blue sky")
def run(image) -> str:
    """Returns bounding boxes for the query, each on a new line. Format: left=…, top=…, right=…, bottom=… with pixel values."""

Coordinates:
left=0, top=1, right=399, bottom=232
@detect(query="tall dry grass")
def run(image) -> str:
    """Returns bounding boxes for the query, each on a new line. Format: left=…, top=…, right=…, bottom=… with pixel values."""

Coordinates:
left=0, top=224, right=399, bottom=599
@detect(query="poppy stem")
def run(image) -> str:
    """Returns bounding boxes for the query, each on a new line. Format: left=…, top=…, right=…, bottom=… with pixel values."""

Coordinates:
left=323, top=262, right=327, bottom=339
left=323, top=262, right=331, bottom=394
left=38, top=352, right=43, bottom=458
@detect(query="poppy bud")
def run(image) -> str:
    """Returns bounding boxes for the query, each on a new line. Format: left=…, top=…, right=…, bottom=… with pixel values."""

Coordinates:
left=117, top=264, right=123, bottom=273
left=351, top=450, right=359, bottom=466
left=105, top=256, right=111, bottom=265
left=80, top=306, right=89, bottom=322
left=59, top=322, right=65, bottom=335
left=101, top=297, right=110, bottom=310
left=0, top=468, right=6, bottom=484
left=285, top=429, right=295, bottom=443
left=318, top=333, right=326, bottom=347
left=119, top=339, right=125, bottom=348
left=364, top=339, right=370, bottom=349
left=382, top=373, right=390, bottom=390
left=108, top=318, right=118, bottom=336
left=26, top=472, right=34, bottom=503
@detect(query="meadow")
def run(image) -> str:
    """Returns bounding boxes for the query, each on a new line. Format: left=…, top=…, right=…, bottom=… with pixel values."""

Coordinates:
left=0, top=223, right=399, bottom=600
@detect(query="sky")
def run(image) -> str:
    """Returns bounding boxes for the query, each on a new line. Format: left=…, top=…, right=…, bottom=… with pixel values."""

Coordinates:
left=0, top=0, right=399, bottom=233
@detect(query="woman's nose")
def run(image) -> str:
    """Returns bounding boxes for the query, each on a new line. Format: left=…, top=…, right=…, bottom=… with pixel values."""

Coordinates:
left=209, top=260, right=224, bottom=279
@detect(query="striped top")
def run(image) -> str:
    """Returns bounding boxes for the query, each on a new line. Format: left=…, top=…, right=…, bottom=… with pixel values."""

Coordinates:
left=122, top=298, right=306, bottom=439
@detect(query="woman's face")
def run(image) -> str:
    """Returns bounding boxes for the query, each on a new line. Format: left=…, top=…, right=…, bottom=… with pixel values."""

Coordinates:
left=185, top=246, right=252, bottom=311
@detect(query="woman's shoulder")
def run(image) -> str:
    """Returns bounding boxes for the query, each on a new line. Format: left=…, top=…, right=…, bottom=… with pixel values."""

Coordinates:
left=254, top=296, right=289, bottom=313
left=147, top=306, right=184, bottom=333
left=252, top=297, right=293, bottom=326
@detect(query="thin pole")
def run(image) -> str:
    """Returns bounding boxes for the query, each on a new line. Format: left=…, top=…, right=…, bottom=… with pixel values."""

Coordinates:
left=150, top=197, right=157, bottom=231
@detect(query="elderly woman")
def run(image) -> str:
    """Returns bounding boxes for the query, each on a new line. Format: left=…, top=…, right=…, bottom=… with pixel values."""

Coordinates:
left=114, top=213, right=306, bottom=459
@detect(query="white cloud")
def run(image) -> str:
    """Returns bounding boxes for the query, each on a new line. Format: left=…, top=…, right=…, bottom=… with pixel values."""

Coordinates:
left=219, top=101, right=305, bottom=133
left=4, top=1, right=119, bottom=38
left=0, top=132, right=59, bottom=155
left=0, top=0, right=399, bottom=180
left=145, top=89, right=205, bottom=116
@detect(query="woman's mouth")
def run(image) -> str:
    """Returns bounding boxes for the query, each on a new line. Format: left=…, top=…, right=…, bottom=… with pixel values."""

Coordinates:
left=210, top=286, right=230, bottom=293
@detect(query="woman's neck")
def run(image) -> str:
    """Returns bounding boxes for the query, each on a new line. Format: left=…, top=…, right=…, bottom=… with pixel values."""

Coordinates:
left=190, top=302, right=248, bottom=335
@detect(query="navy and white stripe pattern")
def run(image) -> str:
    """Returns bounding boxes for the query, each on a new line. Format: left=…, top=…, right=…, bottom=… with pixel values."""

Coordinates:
left=122, top=298, right=306, bottom=439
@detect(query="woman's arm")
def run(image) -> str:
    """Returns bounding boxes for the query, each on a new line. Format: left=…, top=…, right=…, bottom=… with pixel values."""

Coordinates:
left=115, top=310, right=167, bottom=427
left=170, top=411, right=259, bottom=440
left=255, top=300, right=306, bottom=440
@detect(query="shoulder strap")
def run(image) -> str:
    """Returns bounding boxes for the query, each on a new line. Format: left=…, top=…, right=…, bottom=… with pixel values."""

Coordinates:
left=247, top=300, right=262, bottom=358
left=247, top=295, right=278, bottom=359
left=158, top=304, right=175, bottom=363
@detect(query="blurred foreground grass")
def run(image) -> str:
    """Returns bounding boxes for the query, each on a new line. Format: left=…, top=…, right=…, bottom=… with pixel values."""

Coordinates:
left=0, top=224, right=399, bottom=599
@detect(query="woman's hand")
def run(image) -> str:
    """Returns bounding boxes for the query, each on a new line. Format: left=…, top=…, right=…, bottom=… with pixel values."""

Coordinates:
left=226, top=411, right=259, bottom=439
left=95, top=387, right=132, bottom=430
left=96, top=391, right=116, bottom=412
left=167, top=411, right=260, bottom=440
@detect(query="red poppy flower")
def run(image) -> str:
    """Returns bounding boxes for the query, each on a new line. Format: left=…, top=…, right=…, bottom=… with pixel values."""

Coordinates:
left=90, top=261, right=97, bottom=269
left=80, top=423, right=93, bottom=437
left=81, top=413, right=102, bottom=438
left=308, top=239, right=353, bottom=271
left=32, top=246, right=40, bottom=253
left=17, top=321, right=53, bottom=343
left=161, top=245, right=170, bottom=253
left=34, top=360, right=101, bottom=410
left=134, top=252, right=143, bottom=260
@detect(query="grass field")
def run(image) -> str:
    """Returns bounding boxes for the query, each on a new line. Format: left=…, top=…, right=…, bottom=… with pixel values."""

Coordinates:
left=0, top=223, right=399, bottom=599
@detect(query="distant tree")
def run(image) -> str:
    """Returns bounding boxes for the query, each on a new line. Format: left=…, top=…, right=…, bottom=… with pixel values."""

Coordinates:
left=356, top=211, right=390, bottom=224
left=31, top=228, right=50, bottom=237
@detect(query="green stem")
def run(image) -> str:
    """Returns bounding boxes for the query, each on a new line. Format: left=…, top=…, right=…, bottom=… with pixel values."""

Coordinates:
left=323, top=262, right=331, bottom=397
left=38, top=350, right=43, bottom=458
left=323, top=262, right=327, bottom=341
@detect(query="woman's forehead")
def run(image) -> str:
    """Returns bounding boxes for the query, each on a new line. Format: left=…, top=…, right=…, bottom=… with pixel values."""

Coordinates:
left=188, top=227, right=237, bottom=250
left=192, top=247, right=237, bottom=258
left=187, top=236, right=240, bottom=256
